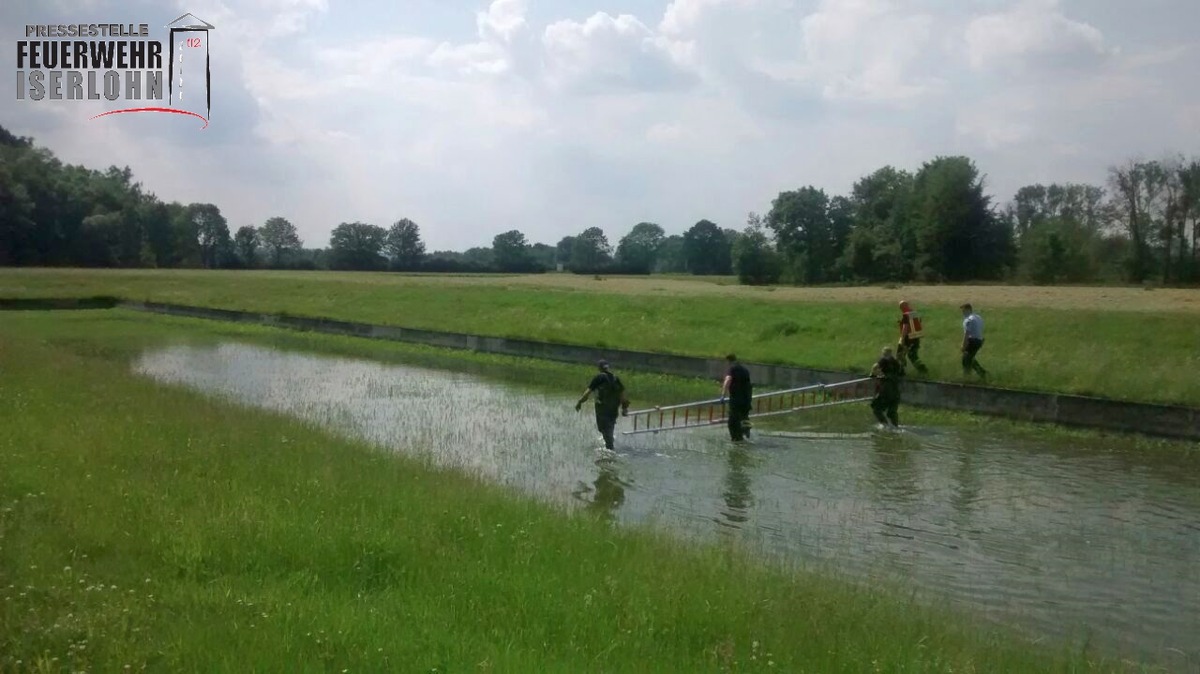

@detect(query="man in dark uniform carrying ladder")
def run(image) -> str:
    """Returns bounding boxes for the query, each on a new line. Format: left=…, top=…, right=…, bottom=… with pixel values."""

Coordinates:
left=871, top=347, right=903, bottom=428
left=721, top=354, right=753, bottom=442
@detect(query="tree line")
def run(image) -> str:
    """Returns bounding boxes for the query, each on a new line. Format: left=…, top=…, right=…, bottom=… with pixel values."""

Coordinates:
left=2, top=125, right=1197, bottom=284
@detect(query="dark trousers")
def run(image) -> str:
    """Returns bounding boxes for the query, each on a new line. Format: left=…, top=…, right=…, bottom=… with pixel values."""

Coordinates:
left=962, top=338, right=986, bottom=377
left=871, top=389, right=900, bottom=426
left=594, top=408, right=618, bottom=449
left=898, top=338, right=927, bottom=373
left=727, top=400, right=751, bottom=441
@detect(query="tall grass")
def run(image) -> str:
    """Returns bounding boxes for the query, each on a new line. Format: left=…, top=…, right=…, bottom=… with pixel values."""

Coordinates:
left=3, top=268, right=1199, bottom=407
left=0, top=312, right=1149, bottom=672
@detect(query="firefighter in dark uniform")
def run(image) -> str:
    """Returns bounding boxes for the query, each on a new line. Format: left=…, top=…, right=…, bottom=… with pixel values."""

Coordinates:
left=896, top=300, right=928, bottom=374
left=721, top=354, right=753, bottom=442
left=870, top=346, right=902, bottom=428
left=575, top=359, right=629, bottom=450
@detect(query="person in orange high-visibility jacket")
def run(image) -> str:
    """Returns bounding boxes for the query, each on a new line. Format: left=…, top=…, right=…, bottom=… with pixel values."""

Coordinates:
left=896, top=300, right=928, bottom=375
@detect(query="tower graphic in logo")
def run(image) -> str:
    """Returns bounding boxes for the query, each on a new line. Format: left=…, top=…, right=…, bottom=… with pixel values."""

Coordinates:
left=167, top=13, right=214, bottom=123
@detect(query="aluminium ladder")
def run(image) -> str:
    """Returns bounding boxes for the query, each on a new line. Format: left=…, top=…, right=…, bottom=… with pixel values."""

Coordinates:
left=621, top=377, right=877, bottom=435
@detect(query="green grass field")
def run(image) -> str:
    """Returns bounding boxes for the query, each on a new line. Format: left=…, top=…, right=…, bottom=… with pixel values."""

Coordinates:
left=3, top=268, right=1199, bottom=409
left=0, top=310, right=1158, bottom=672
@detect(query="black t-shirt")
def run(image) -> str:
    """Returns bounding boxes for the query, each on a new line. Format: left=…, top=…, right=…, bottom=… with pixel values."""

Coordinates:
left=588, top=371, right=624, bottom=411
left=726, top=363, right=752, bottom=401
left=876, top=356, right=902, bottom=392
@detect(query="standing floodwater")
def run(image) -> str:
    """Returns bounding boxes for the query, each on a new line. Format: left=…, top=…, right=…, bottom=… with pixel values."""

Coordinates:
left=134, top=343, right=1200, bottom=670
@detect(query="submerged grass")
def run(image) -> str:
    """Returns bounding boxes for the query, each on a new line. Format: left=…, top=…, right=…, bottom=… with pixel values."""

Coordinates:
left=99, top=308, right=1200, bottom=457
left=0, top=311, right=1157, bottom=672
left=3, top=268, right=1200, bottom=407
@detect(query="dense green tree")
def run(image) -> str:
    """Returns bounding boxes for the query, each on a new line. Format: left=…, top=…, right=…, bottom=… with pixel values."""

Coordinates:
left=766, top=188, right=839, bottom=284
left=492, top=230, right=538, bottom=272
left=682, top=220, right=731, bottom=275
left=616, top=222, right=665, bottom=274
left=733, top=213, right=783, bottom=285
left=555, top=236, right=576, bottom=269
left=654, top=234, right=687, bottom=273
left=189, top=203, right=231, bottom=269
left=2, top=122, right=1195, bottom=283
left=259, top=216, right=303, bottom=267
left=530, top=243, right=556, bottom=270
left=570, top=227, right=613, bottom=271
left=384, top=218, right=426, bottom=271
left=462, top=247, right=495, bottom=268
left=908, top=156, right=1011, bottom=281
left=328, top=222, right=387, bottom=270
left=234, top=226, right=260, bottom=267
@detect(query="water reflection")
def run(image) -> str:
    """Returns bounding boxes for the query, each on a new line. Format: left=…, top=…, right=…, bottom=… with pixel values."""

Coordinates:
left=133, top=342, right=1200, bottom=670
left=573, top=456, right=628, bottom=520
left=867, top=432, right=921, bottom=506
left=720, top=446, right=754, bottom=526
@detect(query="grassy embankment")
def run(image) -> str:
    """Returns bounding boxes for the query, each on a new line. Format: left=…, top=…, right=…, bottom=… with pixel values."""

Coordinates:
left=0, top=310, right=1153, bottom=672
left=3, top=268, right=1199, bottom=408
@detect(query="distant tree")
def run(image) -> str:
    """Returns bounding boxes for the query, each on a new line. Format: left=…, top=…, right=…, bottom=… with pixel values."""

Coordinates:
left=908, top=156, right=1011, bottom=281
left=653, top=234, right=687, bottom=273
left=328, top=222, right=387, bottom=270
left=493, top=229, right=538, bottom=272
left=0, top=125, right=32, bottom=148
left=384, top=218, right=426, bottom=271
left=733, top=212, right=783, bottom=285
left=234, top=225, right=260, bottom=267
left=1181, top=160, right=1200, bottom=282
left=1107, top=160, right=1166, bottom=283
left=616, top=222, right=665, bottom=274
left=259, top=216, right=303, bottom=267
left=555, top=236, right=576, bottom=268
left=839, top=166, right=916, bottom=282
left=1020, top=218, right=1097, bottom=284
left=530, top=243, right=556, bottom=270
left=570, top=227, right=613, bottom=271
left=766, top=188, right=842, bottom=284
left=462, top=246, right=495, bottom=269
left=138, top=198, right=175, bottom=268
left=682, top=220, right=731, bottom=275
left=189, top=203, right=231, bottom=269
left=1008, top=182, right=1108, bottom=283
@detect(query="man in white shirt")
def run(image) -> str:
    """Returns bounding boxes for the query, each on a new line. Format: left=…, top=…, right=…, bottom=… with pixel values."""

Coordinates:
left=960, top=303, right=988, bottom=380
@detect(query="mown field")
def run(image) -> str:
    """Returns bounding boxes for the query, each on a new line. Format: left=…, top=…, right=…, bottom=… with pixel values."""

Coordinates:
left=1, top=310, right=1157, bottom=672
left=3, top=268, right=1199, bottom=407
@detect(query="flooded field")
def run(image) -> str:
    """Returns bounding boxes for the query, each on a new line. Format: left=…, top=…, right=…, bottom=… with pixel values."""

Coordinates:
left=133, top=342, right=1200, bottom=670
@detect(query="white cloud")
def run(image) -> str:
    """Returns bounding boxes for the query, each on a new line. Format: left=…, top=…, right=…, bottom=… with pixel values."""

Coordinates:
left=2, top=0, right=1199, bottom=252
left=541, top=12, right=693, bottom=94
left=965, top=0, right=1113, bottom=72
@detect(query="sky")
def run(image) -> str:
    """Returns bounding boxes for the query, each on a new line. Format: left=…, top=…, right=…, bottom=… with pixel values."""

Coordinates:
left=3, top=0, right=1199, bottom=251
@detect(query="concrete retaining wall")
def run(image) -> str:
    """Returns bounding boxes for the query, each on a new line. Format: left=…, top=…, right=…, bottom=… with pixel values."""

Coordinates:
left=120, top=300, right=1200, bottom=442
left=0, top=296, right=120, bottom=311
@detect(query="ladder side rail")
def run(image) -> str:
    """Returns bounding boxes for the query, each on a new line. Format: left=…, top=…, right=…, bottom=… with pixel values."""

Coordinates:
left=621, top=393, right=876, bottom=435
left=624, top=377, right=873, bottom=416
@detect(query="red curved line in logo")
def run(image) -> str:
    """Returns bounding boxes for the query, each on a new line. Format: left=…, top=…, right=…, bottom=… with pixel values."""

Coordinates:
left=89, top=107, right=209, bottom=129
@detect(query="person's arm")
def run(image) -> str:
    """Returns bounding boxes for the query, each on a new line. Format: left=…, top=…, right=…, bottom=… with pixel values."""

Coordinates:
left=575, top=388, right=590, bottom=410
left=871, top=361, right=883, bottom=378
left=721, top=374, right=732, bottom=399
left=961, top=319, right=969, bottom=351
left=576, top=381, right=596, bottom=411
left=619, top=388, right=630, bottom=416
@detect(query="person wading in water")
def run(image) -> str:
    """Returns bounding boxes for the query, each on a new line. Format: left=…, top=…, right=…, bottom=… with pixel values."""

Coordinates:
left=870, top=346, right=903, bottom=429
left=575, top=359, right=629, bottom=451
left=721, top=354, right=753, bottom=442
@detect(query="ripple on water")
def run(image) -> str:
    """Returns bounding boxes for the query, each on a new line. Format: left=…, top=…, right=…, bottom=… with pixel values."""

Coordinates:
left=133, top=342, right=1200, bottom=668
